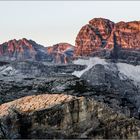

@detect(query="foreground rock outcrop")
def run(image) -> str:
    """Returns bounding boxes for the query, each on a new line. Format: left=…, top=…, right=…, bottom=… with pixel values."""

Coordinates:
left=1, top=94, right=140, bottom=139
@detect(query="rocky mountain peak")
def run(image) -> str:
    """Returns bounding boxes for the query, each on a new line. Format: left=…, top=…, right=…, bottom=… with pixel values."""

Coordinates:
left=0, top=38, right=49, bottom=61
left=47, top=43, right=74, bottom=63
left=0, top=39, right=74, bottom=63
left=0, top=38, right=34, bottom=57
left=89, top=18, right=115, bottom=39
left=75, top=18, right=140, bottom=56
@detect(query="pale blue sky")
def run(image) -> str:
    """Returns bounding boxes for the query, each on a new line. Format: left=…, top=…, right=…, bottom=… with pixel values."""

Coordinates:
left=0, top=1, right=140, bottom=46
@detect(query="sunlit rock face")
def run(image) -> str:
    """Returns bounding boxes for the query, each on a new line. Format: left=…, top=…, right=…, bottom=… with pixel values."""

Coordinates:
left=0, top=38, right=48, bottom=61
left=75, top=18, right=140, bottom=56
left=46, top=43, right=74, bottom=63
left=0, top=39, right=74, bottom=63
left=114, top=21, right=140, bottom=49
left=1, top=94, right=140, bottom=139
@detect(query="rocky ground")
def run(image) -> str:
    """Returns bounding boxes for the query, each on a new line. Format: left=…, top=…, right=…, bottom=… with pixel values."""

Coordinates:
left=0, top=59, right=140, bottom=139
left=0, top=74, right=91, bottom=104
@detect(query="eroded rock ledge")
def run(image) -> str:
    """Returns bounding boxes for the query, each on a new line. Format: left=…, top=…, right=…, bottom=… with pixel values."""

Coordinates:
left=0, top=94, right=140, bottom=139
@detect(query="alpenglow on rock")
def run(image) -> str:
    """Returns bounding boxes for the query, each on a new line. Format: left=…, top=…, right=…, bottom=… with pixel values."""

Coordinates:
left=0, top=39, right=74, bottom=64
left=75, top=18, right=140, bottom=60
left=0, top=38, right=49, bottom=61
left=46, top=43, right=74, bottom=63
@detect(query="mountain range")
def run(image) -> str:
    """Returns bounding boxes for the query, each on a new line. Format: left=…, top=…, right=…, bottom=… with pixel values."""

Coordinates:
left=0, top=18, right=140, bottom=139
left=0, top=18, right=140, bottom=64
left=0, top=38, right=74, bottom=63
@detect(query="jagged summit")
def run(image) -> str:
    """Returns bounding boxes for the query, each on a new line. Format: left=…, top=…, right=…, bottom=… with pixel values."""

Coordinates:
left=0, top=39, right=74, bottom=63
left=75, top=18, right=140, bottom=56
left=0, top=38, right=48, bottom=61
left=0, top=18, right=140, bottom=64
left=47, top=43, right=74, bottom=63
left=0, top=18, right=140, bottom=139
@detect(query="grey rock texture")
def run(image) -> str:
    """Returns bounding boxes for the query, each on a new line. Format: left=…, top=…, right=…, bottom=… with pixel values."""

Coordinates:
left=0, top=60, right=86, bottom=77
left=0, top=75, right=91, bottom=104
left=80, top=62, right=140, bottom=118
left=90, top=49, right=140, bottom=65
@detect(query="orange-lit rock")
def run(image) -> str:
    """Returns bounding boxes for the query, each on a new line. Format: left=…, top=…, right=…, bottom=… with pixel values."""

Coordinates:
left=0, top=38, right=48, bottom=61
left=75, top=18, right=140, bottom=56
left=46, top=43, right=74, bottom=63
left=89, top=18, right=114, bottom=40
left=0, top=94, right=74, bottom=116
left=0, top=38, right=35, bottom=55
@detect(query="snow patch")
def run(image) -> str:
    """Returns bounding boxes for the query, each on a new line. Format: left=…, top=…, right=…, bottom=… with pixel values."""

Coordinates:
left=72, top=57, right=107, bottom=77
left=0, top=66, right=18, bottom=76
left=117, top=63, right=140, bottom=84
left=72, top=56, right=140, bottom=87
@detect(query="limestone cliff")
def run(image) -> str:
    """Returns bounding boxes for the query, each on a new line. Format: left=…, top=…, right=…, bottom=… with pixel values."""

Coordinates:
left=75, top=18, right=140, bottom=57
